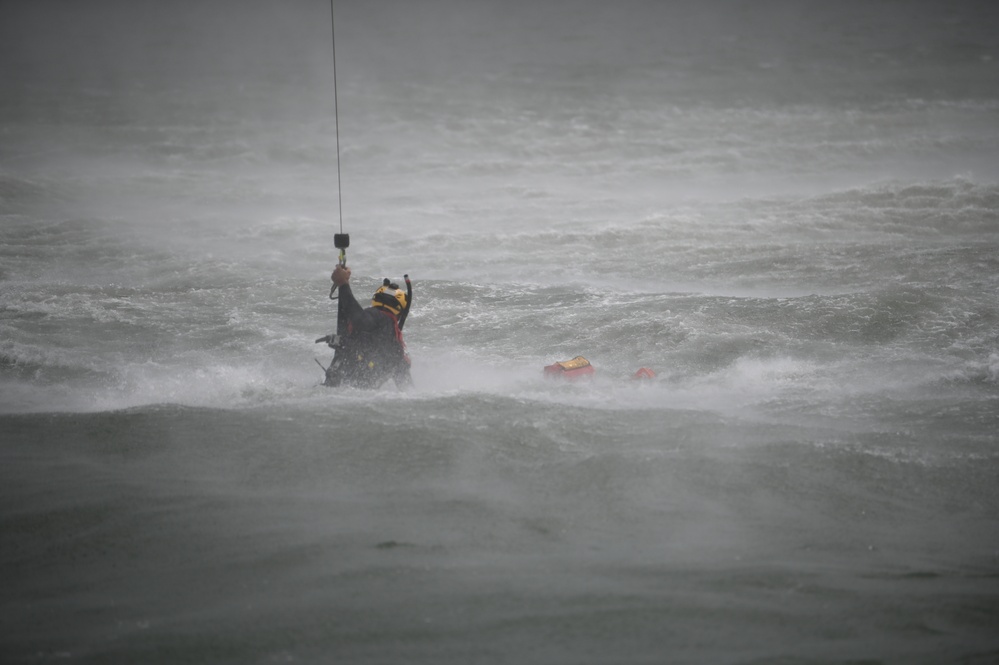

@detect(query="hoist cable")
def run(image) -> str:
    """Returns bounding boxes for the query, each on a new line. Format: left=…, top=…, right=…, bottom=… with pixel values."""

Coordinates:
left=330, top=0, right=343, bottom=237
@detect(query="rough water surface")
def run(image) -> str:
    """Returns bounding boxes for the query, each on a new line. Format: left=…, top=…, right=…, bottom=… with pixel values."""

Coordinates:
left=2, top=1, right=998, bottom=663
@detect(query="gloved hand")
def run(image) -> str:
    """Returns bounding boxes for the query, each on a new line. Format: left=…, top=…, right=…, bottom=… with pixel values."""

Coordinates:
left=331, top=265, right=351, bottom=286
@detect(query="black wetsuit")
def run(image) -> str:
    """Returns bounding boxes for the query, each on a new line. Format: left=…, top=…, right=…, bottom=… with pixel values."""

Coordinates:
left=324, top=283, right=411, bottom=389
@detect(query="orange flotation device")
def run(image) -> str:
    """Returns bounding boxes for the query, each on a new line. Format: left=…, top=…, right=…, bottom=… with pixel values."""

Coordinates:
left=543, top=356, right=595, bottom=380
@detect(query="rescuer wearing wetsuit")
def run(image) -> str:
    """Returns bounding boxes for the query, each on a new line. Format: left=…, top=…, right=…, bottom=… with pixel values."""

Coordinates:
left=323, top=265, right=412, bottom=389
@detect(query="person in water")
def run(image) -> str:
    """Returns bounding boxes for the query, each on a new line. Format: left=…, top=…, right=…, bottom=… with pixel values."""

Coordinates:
left=322, top=264, right=412, bottom=389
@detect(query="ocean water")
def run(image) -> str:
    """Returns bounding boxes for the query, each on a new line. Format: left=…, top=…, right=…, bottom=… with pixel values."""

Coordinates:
left=2, top=1, right=998, bottom=663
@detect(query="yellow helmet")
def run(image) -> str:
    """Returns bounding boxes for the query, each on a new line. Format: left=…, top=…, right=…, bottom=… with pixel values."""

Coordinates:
left=372, top=280, right=407, bottom=315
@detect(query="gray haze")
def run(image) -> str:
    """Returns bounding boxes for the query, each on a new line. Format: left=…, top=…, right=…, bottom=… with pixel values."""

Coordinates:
left=2, top=2, right=998, bottom=664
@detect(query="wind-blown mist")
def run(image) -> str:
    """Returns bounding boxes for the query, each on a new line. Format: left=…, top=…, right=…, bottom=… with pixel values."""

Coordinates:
left=2, top=1, right=998, bottom=663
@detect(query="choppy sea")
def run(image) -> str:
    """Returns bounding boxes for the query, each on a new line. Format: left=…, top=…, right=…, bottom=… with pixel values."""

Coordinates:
left=2, top=1, right=998, bottom=663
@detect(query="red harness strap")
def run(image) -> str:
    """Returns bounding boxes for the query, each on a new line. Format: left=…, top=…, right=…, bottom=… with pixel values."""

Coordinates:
left=376, top=309, right=411, bottom=365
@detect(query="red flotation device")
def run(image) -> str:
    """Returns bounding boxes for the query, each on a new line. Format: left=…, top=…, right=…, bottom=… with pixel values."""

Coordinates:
left=544, top=356, right=595, bottom=380
left=632, top=367, right=656, bottom=380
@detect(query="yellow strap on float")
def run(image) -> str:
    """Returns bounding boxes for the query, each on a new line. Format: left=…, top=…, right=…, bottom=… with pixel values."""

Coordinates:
left=556, top=356, right=591, bottom=371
